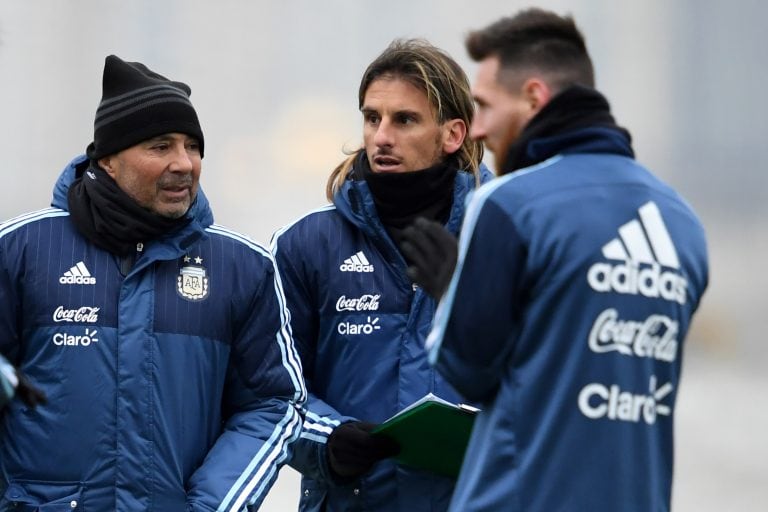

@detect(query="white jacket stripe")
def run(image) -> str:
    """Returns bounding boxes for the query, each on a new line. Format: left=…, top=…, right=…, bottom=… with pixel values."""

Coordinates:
left=0, top=208, right=67, bottom=239
left=216, top=406, right=302, bottom=512
left=427, top=157, right=562, bottom=357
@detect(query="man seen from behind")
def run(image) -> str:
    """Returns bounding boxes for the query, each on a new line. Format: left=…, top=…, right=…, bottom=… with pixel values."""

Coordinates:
left=403, top=9, right=709, bottom=511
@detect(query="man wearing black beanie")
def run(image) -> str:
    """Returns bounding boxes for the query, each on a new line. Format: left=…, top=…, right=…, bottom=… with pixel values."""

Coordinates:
left=0, top=55, right=306, bottom=511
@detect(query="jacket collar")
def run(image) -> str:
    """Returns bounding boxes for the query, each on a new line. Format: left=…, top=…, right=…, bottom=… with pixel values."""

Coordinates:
left=51, top=154, right=214, bottom=259
left=334, top=163, right=490, bottom=241
left=502, top=85, right=634, bottom=174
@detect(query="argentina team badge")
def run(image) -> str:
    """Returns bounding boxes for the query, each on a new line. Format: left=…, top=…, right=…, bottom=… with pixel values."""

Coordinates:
left=177, top=255, right=209, bottom=301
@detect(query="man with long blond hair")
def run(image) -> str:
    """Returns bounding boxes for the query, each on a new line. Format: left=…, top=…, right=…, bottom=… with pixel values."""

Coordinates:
left=271, top=39, right=489, bottom=511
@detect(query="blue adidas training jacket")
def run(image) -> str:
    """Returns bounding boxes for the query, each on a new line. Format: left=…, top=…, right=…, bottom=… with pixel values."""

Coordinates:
left=0, top=155, right=306, bottom=511
left=271, top=165, right=490, bottom=512
left=428, top=127, right=709, bottom=511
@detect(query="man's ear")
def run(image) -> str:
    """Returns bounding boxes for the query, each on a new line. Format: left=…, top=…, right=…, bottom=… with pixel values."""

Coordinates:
left=522, top=77, right=553, bottom=115
left=442, top=118, right=467, bottom=155
left=98, top=156, right=117, bottom=178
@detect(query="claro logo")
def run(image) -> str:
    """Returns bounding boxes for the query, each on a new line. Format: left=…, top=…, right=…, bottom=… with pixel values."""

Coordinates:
left=578, top=376, right=672, bottom=425
left=337, top=316, right=381, bottom=335
left=52, top=328, right=99, bottom=347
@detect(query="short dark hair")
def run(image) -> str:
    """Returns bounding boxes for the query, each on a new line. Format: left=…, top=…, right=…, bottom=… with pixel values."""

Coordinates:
left=466, top=8, right=594, bottom=92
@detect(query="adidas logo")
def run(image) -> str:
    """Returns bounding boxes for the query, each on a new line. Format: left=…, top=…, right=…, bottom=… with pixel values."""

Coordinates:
left=59, top=261, right=96, bottom=285
left=587, top=201, right=687, bottom=304
left=339, top=251, right=374, bottom=273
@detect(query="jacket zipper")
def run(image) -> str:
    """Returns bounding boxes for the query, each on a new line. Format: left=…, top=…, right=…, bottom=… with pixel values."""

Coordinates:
left=118, top=242, right=144, bottom=277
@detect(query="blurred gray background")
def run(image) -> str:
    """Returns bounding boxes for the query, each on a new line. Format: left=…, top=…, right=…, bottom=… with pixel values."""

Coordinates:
left=0, top=0, right=765, bottom=510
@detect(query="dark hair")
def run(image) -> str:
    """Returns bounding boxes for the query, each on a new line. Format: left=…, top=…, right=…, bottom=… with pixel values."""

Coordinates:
left=465, top=8, right=594, bottom=92
left=326, top=39, right=483, bottom=200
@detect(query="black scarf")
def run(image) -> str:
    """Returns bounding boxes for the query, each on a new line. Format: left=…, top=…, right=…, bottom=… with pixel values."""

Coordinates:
left=67, top=161, right=191, bottom=255
left=355, top=151, right=457, bottom=235
left=502, top=85, right=633, bottom=174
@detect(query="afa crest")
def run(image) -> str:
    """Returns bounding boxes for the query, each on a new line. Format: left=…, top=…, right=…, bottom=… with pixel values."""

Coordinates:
left=177, top=255, right=209, bottom=301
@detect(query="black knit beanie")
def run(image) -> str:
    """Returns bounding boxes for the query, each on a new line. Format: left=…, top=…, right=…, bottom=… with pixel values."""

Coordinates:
left=86, top=55, right=204, bottom=160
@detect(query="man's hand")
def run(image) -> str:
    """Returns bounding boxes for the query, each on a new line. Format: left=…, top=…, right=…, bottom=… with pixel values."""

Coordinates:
left=327, top=421, right=400, bottom=479
left=15, top=371, right=47, bottom=408
left=0, top=357, right=46, bottom=409
left=401, top=217, right=458, bottom=299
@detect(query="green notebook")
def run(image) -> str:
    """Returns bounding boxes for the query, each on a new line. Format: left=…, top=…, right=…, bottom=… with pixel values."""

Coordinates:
left=373, top=393, right=479, bottom=478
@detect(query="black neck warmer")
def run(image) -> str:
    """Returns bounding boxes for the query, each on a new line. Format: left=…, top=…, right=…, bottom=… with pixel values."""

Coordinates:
left=502, top=85, right=632, bottom=174
left=67, top=161, right=191, bottom=255
left=355, top=151, right=457, bottom=231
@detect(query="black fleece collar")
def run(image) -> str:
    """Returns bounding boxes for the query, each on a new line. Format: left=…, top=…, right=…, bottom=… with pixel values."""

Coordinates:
left=67, top=161, right=191, bottom=255
left=502, top=86, right=634, bottom=174
left=354, top=151, right=458, bottom=230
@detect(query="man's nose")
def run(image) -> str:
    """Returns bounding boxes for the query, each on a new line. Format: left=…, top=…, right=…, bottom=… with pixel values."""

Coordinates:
left=169, top=143, right=194, bottom=172
left=373, top=119, right=394, bottom=147
left=469, top=120, right=486, bottom=141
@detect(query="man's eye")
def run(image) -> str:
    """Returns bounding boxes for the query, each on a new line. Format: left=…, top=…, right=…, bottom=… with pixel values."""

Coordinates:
left=395, top=114, right=414, bottom=124
left=365, top=114, right=380, bottom=124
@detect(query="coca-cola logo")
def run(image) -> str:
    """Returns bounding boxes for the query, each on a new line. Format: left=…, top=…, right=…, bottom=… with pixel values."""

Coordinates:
left=335, top=294, right=381, bottom=312
left=52, top=306, right=100, bottom=323
left=588, top=308, right=678, bottom=362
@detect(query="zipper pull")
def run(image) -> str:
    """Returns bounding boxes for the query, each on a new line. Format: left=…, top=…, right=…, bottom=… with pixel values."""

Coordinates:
left=118, top=243, right=144, bottom=277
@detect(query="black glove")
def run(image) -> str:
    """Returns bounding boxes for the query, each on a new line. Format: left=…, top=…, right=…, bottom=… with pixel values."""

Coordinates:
left=15, top=370, right=47, bottom=408
left=327, top=421, right=400, bottom=479
left=400, top=217, right=458, bottom=300
left=0, top=357, right=46, bottom=410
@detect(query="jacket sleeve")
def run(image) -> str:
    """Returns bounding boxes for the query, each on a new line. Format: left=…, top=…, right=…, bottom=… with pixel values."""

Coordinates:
left=0, top=251, right=18, bottom=406
left=270, top=227, right=357, bottom=485
left=0, top=235, right=20, bottom=360
left=186, top=249, right=307, bottom=512
left=427, top=190, right=528, bottom=404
